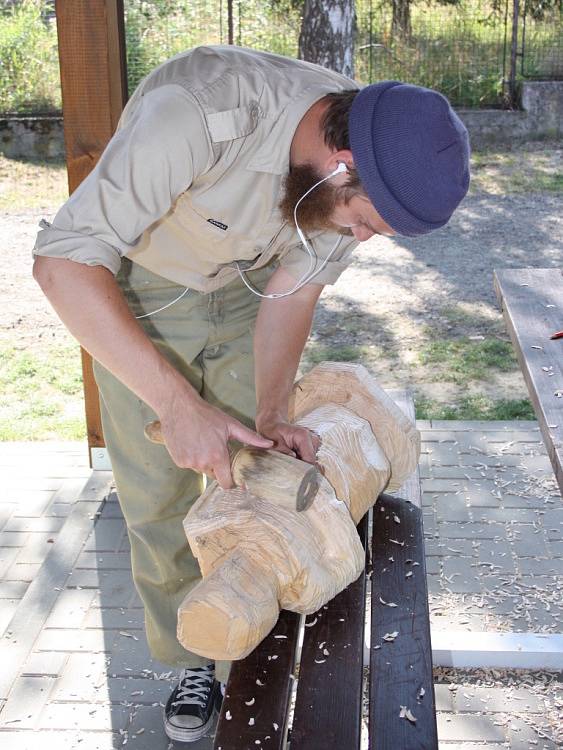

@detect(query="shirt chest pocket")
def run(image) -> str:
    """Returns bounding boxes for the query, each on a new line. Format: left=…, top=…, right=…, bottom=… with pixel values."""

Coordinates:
left=172, top=194, right=259, bottom=263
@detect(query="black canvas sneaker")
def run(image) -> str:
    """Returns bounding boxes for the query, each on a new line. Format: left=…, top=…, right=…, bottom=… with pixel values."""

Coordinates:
left=163, top=664, right=219, bottom=743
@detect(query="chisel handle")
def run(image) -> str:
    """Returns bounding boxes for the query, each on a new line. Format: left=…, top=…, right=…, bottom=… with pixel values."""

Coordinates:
left=144, top=420, right=319, bottom=512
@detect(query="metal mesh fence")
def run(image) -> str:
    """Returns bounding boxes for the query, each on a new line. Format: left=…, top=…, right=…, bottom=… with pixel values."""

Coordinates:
left=0, top=0, right=561, bottom=114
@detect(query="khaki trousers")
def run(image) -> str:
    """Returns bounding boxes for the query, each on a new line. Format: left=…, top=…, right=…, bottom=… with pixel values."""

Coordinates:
left=93, top=259, right=275, bottom=683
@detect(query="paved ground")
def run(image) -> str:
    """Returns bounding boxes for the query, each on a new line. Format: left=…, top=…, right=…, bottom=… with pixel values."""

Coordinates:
left=0, top=424, right=561, bottom=749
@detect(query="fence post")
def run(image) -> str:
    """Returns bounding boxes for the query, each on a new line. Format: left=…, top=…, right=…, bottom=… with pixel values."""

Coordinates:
left=509, top=0, right=520, bottom=106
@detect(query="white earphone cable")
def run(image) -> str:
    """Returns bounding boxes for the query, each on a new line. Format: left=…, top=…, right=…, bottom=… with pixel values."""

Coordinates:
left=134, top=286, right=191, bottom=319
left=236, top=162, right=348, bottom=299
left=136, top=162, right=349, bottom=316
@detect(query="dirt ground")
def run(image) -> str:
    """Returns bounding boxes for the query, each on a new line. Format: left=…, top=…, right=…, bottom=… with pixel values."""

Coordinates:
left=1, top=141, right=562, bottom=410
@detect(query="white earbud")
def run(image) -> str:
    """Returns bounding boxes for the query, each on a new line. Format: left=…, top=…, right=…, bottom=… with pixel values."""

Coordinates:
left=329, top=162, right=348, bottom=178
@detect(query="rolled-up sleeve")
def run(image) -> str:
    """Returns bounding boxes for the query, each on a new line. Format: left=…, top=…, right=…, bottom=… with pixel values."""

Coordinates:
left=33, top=84, right=213, bottom=274
left=279, top=232, right=358, bottom=286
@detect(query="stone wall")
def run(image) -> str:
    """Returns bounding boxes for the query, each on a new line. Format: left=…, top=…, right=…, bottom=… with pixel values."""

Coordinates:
left=459, top=81, right=563, bottom=149
left=0, top=115, right=65, bottom=159
left=0, top=80, right=561, bottom=159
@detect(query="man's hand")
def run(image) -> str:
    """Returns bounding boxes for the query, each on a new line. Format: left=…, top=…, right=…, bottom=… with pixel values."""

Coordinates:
left=159, top=396, right=273, bottom=489
left=256, top=412, right=321, bottom=465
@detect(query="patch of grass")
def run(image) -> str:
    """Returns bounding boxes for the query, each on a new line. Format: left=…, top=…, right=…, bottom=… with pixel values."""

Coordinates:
left=470, top=147, right=563, bottom=195
left=419, top=337, right=517, bottom=385
left=304, top=344, right=366, bottom=366
left=0, top=344, right=86, bottom=440
left=0, top=155, right=68, bottom=211
left=416, top=395, right=536, bottom=421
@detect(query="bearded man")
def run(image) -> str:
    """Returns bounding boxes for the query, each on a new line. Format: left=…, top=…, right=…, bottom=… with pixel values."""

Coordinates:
left=32, top=45, right=470, bottom=744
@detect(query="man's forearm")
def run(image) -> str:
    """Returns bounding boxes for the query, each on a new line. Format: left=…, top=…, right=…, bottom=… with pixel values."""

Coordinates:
left=32, top=256, right=197, bottom=418
left=254, top=268, right=323, bottom=425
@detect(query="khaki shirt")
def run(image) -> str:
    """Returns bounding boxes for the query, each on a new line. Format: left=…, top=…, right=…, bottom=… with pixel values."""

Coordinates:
left=33, top=46, right=359, bottom=292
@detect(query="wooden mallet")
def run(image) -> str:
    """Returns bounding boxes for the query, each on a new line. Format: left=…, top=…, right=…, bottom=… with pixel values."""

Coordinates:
left=144, top=420, right=320, bottom=512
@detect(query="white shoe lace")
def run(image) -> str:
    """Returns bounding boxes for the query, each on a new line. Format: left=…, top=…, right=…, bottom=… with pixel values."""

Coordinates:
left=172, top=665, right=214, bottom=709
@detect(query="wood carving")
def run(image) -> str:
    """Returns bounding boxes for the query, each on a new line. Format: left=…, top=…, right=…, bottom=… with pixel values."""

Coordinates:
left=177, top=363, right=420, bottom=660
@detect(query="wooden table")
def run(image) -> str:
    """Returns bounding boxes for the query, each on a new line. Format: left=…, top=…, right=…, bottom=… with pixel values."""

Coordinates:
left=494, top=268, right=563, bottom=494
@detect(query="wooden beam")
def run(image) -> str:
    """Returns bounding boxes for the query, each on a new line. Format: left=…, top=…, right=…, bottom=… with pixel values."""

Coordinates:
left=494, top=268, right=563, bottom=494
left=54, top=0, right=128, bottom=460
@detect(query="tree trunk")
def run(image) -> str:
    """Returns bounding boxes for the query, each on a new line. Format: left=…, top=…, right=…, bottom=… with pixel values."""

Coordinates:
left=298, top=0, right=356, bottom=79
left=391, top=0, right=412, bottom=39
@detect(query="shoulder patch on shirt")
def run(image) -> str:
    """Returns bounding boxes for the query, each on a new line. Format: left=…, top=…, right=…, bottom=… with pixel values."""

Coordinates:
left=207, top=218, right=228, bottom=231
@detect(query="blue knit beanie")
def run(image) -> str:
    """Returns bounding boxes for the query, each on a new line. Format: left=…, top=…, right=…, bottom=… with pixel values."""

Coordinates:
left=349, top=81, right=470, bottom=236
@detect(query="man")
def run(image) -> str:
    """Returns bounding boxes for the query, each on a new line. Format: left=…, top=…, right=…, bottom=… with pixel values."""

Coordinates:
left=33, top=45, right=469, bottom=743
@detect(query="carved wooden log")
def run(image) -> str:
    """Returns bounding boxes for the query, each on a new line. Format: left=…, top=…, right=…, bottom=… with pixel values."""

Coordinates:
left=289, top=362, right=420, bottom=492
left=178, top=473, right=361, bottom=660
left=177, top=363, right=420, bottom=660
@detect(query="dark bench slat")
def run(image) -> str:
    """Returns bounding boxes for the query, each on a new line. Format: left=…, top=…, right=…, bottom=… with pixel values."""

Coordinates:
left=494, top=268, right=563, bottom=494
left=214, top=609, right=300, bottom=750
left=369, top=490, right=438, bottom=750
left=290, top=514, right=369, bottom=750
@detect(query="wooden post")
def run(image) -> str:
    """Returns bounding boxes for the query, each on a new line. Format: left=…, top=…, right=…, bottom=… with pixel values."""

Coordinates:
left=509, top=0, right=520, bottom=107
left=54, top=0, right=128, bottom=464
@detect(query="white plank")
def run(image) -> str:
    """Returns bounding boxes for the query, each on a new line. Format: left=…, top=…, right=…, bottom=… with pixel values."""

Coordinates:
left=431, top=630, right=563, bottom=670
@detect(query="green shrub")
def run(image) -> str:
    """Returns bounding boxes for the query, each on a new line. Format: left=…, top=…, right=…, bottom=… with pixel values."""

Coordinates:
left=0, top=0, right=61, bottom=113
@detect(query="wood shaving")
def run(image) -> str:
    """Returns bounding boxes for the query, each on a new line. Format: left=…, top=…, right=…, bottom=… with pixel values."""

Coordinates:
left=248, top=717, right=255, bottom=726
left=305, top=617, right=317, bottom=627
left=389, top=539, right=405, bottom=546
left=383, top=631, right=399, bottom=642
left=393, top=514, right=401, bottom=524
left=118, top=631, right=138, bottom=640
left=399, top=705, right=417, bottom=723
left=379, top=596, right=398, bottom=607
left=245, top=698, right=255, bottom=706
left=225, top=710, right=232, bottom=720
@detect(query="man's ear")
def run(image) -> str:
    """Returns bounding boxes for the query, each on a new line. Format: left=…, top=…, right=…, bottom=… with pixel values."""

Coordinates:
left=326, top=149, right=355, bottom=175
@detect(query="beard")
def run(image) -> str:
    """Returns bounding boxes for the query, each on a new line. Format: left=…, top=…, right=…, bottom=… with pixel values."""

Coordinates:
left=278, top=163, right=352, bottom=235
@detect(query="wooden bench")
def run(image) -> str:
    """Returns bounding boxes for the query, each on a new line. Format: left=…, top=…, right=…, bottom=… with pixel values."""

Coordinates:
left=494, top=268, right=563, bottom=494
left=213, top=393, right=438, bottom=750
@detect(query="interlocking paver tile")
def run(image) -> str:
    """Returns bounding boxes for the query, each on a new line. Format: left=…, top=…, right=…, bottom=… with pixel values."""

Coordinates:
left=436, top=496, right=472, bottom=523
left=0, top=532, right=29, bottom=547
left=517, top=557, right=563, bottom=575
left=439, top=522, right=506, bottom=540
left=0, top=548, right=18, bottom=577
left=505, top=715, right=559, bottom=749
left=0, top=730, right=118, bottom=750
left=437, top=712, right=507, bottom=742
left=3, top=517, right=66, bottom=533
left=44, top=588, right=97, bottom=628
left=35, top=628, right=110, bottom=653
left=453, top=686, right=543, bottom=713
left=0, top=675, right=56, bottom=729
left=0, top=599, right=19, bottom=637
left=38, top=701, right=130, bottom=731
left=13, top=532, right=55, bottom=565
left=53, top=653, right=115, bottom=702
left=511, top=534, right=550, bottom=558
left=442, top=558, right=484, bottom=594
left=84, top=607, right=144, bottom=630
left=3, top=562, right=42, bottom=582
left=84, top=519, right=126, bottom=552
left=20, top=651, right=68, bottom=677
left=77, top=552, right=133, bottom=570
